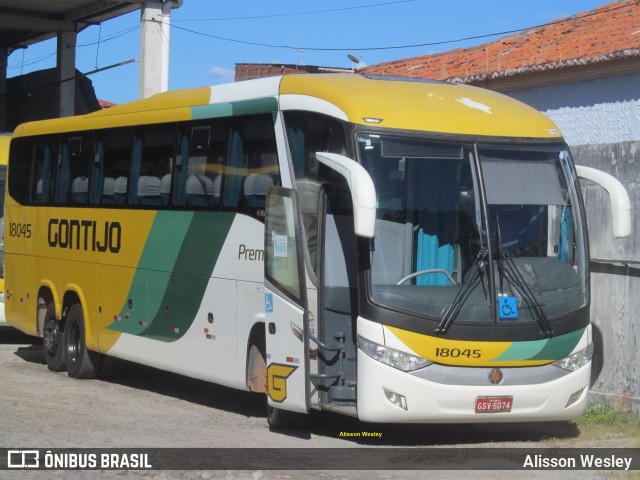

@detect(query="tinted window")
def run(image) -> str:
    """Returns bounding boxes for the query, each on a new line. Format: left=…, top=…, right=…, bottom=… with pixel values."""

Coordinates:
left=58, top=134, right=93, bottom=205
left=176, top=119, right=226, bottom=208
left=131, top=124, right=176, bottom=206
left=223, top=114, right=280, bottom=212
left=93, top=128, right=132, bottom=205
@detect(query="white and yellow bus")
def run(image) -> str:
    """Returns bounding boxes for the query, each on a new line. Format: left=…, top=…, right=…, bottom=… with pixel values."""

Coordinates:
left=5, top=74, right=630, bottom=426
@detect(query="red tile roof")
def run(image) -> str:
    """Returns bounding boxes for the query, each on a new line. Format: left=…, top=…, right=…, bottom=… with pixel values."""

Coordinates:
left=235, top=63, right=352, bottom=81
left=363, top=0, right=640, bottom=83
left=98, top=99, right=116, bottom=109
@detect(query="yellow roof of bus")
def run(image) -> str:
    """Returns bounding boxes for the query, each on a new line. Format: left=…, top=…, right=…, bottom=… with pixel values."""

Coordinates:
left=280, top=74, right=562, bottom=139
left=12, top=74, right=562, bottom=140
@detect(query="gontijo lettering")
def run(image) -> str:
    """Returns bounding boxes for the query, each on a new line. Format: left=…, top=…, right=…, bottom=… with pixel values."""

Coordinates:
left=48, top=219, right=121, bottom=253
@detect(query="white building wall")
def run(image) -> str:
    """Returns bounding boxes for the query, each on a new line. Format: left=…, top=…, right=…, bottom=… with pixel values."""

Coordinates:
left=508, top=73, right=640, bottom=146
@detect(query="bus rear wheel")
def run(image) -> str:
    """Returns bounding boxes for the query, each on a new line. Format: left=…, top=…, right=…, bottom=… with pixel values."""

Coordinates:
left=63, top=304, right=102, bottom=379
left=42, top=303, right=65, bottom=372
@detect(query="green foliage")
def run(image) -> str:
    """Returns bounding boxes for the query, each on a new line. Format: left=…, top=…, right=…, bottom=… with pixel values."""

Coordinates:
left=578, top=403, right=640, bottom=428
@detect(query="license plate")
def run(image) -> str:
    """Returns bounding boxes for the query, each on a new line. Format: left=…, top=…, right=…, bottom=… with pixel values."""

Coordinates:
left=475, top=396, right=513, bottom=413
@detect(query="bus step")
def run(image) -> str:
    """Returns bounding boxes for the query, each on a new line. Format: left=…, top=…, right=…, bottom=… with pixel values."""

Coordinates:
left=328, top=385, right=356, bottom=403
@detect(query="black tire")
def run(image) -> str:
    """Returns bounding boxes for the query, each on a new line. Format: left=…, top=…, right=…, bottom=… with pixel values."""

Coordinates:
left=63, top=303, right=102, bottom=379
left=246, top=343, right=267, bottom=392
left=42, top=303, right=66, bottom=372
left=267, top=404, right=306, bottom=430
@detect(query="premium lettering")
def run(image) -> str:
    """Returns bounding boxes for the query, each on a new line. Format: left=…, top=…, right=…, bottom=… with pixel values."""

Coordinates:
left=238, top=244, right=264, bottom=261
left=48, top=218, right=121, bottom=253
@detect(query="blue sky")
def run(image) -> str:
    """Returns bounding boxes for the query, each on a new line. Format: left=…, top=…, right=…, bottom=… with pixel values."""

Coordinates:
left=7, top=0, right=609, bottom=105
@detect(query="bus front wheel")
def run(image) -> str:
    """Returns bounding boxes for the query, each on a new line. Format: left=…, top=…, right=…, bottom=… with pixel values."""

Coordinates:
left=63, top=304, right=102, bottom=379
left=42, top=303, right=65, bottom=372
left=266, top=404, right=306, bottom=429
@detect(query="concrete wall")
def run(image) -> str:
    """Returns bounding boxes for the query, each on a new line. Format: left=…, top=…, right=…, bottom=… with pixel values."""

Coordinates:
left=509, top=72, right=640, bottom=145
left=573, top=142, right=640, bottom=413
left=506, top=76, right=640, bottom=412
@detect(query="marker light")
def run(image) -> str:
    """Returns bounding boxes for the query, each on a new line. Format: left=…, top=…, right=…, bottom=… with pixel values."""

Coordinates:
left=357, top=335, right=432, bottom=372
left=384, top=388, right=408, bottom=410
left=552, top=343, right=594, bottom=372
left=565, top=387, right=586, bottom=408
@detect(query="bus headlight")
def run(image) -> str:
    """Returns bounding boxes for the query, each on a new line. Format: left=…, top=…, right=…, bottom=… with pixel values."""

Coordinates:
left=552, top=343, right=594, bottom=372
left=357, top=335, right=432, bottom=372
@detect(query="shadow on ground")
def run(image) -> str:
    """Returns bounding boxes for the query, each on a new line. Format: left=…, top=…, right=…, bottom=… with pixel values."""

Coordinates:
left=0, top=327, right=39, bottom=345
left=7, top=338, right=580, bottom=446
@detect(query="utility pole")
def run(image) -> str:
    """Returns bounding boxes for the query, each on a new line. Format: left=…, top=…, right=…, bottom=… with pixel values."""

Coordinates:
left=139, top=0, right=183, bottom=99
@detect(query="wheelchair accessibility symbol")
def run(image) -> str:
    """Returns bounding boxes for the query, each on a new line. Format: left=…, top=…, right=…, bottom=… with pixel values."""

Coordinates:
left=498, top=296, right=518, bottom=319
left=265, top=293, right=274, bottom=313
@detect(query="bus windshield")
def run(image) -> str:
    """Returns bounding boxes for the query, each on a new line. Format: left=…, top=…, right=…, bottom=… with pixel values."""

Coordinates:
left=358, top=133, right=587, bottom=327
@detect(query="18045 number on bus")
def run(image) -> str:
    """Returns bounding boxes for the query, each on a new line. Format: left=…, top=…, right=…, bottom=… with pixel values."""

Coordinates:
left=8, top=222, right=32, bottom=238
left=434, top=348, right=481, bottom=359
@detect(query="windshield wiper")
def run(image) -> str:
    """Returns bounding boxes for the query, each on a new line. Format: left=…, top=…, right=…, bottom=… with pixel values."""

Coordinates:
left=435, top=248, right=488, bottom=335
left=436, top=219, right=554, bottom=337
left=500, top=253, right=554, bottom=338
left=495, top=216, right=506, bottom=294
left=494, top=214, right=553, bottom=338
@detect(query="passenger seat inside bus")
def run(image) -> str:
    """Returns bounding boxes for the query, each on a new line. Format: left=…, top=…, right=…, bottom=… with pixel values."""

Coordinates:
left=243, top=174, right=273, bottom=208
left=36, top=178, right=44, bottom=203
left=138, top=175, right=162, bottom=205
left=114, top=176, right=128, bottom=204
left=160, top=174, right=172, bottom=205
left=71, top=177, right=88, bottom=204
left=212, top=175, right=221, bottom=204
left=185, top=174, right=216, bottom=206
left=102, top=177, right=115, bottom=204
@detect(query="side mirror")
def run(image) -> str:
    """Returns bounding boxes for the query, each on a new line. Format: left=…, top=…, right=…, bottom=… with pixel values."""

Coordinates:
left=576, top=165, right=631, bottom=238
left=315, top=152, right=376, bottom=238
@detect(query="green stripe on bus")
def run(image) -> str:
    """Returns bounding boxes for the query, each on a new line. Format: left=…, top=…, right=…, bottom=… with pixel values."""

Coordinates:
left=494, top=328, right=585, bottom=362
left=527, top=328, right=585, bottom=361
left=108, top=211, right=193, bottom=335
left=142, top=211, right=235, bottom=341
left=491, top=337, right=548, bottom=362
left=138, top=211, right=194, bottom=270
left=191, top=97, right=278, bottom=120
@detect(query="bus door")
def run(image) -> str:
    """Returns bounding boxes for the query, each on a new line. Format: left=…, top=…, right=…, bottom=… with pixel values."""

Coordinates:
left=315, top=186, right=358, bottom=407
left=264, top=187, right=311, bottom=414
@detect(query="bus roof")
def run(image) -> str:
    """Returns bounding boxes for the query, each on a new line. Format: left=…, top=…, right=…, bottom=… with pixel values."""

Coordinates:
left=279, top=74, right=561, bottom=139
left=12, top=74, right=562, bottom=140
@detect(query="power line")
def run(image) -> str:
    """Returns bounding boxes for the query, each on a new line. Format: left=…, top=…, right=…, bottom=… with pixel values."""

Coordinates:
left=7, top=52, right=57, bottom=70
left=76, top=25, right=139, bottom=48
left=6, top=25, right=139, bottom=72
left=174, top=0, right=416, bottom=22
left=169, top=1, right=637, bottom=52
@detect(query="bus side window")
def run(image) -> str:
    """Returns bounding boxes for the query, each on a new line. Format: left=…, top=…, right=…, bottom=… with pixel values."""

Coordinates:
left=131, top=124, right=176, bottom=207
left=176, top=120, right=226, bottom=208
left=28, top=138, right=57, bottom=205
left=224, top=114, right=280, bottom=212
left=94, top=128, right=133, bottom=206
left=65, top=135, right=93, bottom=205
left=6, top=137, right=36, bottom=205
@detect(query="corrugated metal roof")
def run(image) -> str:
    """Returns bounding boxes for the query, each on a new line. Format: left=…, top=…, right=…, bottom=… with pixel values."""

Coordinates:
left=0, top=1, right=142, bottom=52
left=363, top=0, right=640, bottom=83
